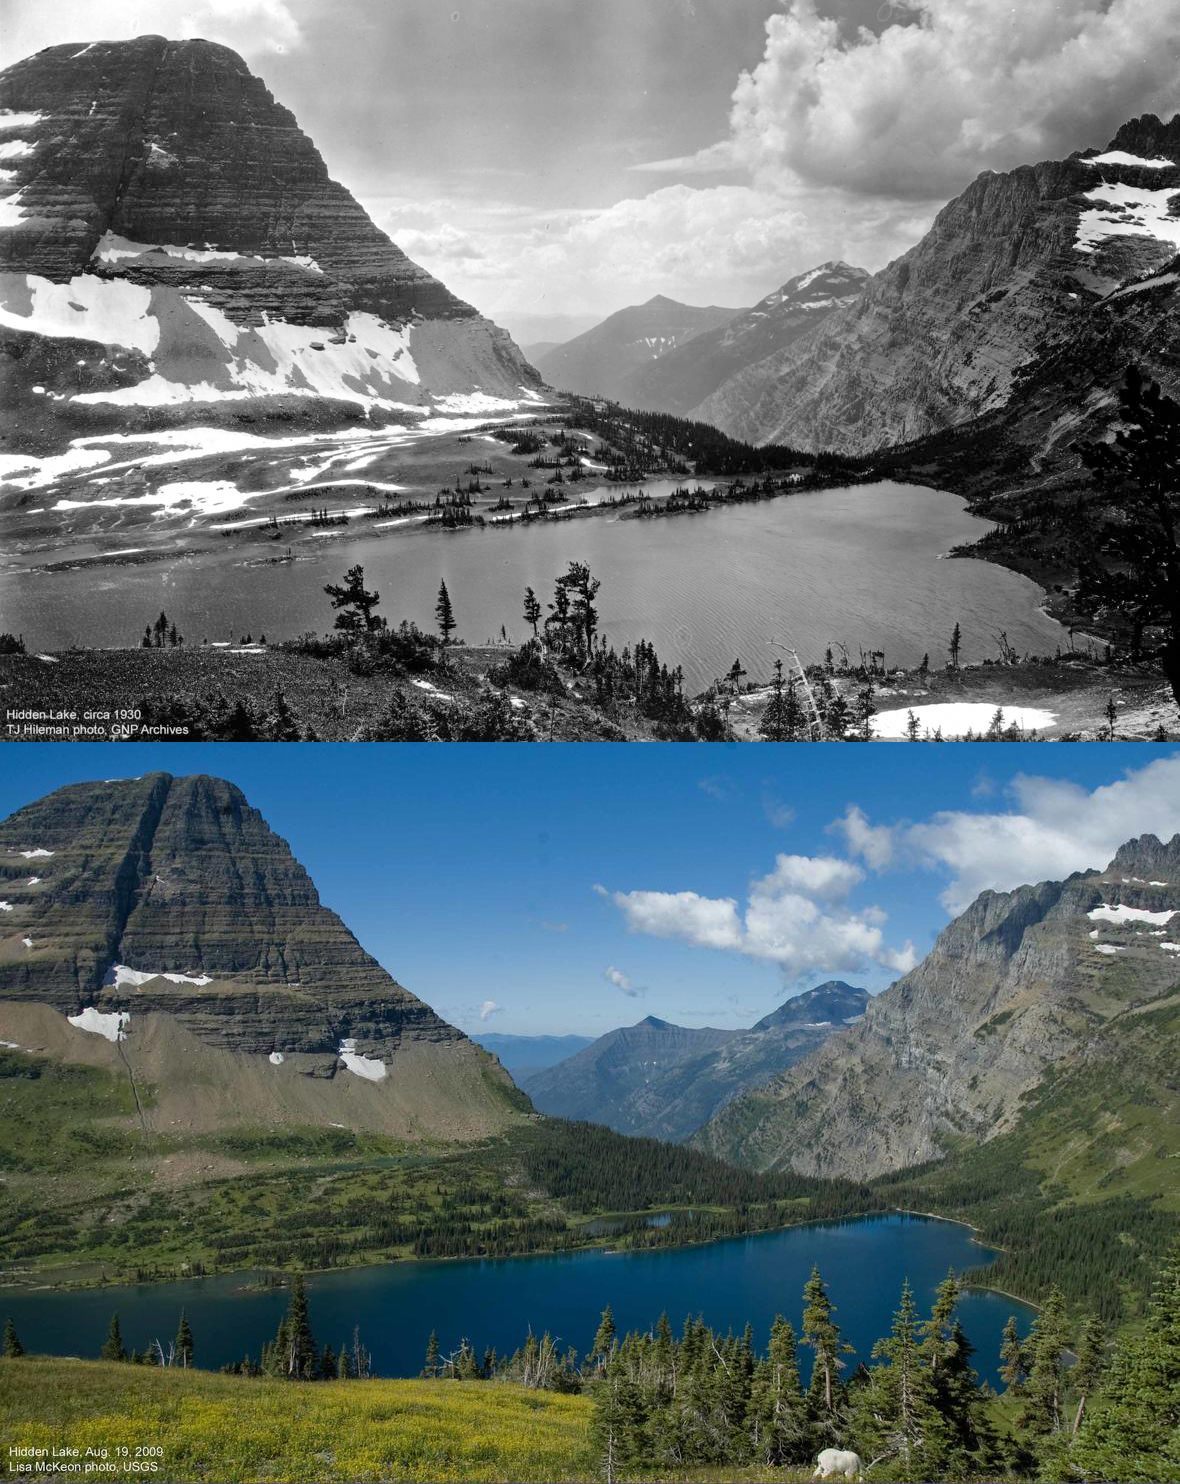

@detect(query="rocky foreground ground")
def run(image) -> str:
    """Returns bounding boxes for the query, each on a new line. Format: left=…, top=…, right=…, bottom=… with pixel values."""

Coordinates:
left=0, top=639, right=1172, bottom=743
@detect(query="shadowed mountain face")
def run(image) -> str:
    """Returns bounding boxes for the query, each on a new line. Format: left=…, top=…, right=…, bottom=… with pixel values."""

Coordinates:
left=696, top=837, right=1180, bottom=1182
left=521, top=982, right=869, bottom=1142
left=0, top=36, right=540, bottom=431
left=531, top=295, right=744, bottom=404
left=696, top=117, right=1180, bottom=462
left=0, top=774, right=525, bottom=1139
left=624, top=262, right=869, bottom=419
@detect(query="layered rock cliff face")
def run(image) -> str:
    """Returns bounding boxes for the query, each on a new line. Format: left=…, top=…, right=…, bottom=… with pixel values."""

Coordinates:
left=696, top=117, right=1180, bottom=454
left=626, top=263, right=868, bottom=420
left=523, top=982, right=868, bottom=1142
left=695, top=838, right=1180, bottom=1179
left=0, top=36, right=540, bottom=429
left=0, top=774, right=524, bottom=1137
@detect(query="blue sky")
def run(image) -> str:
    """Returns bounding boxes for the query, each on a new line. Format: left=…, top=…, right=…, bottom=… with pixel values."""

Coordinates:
left=9, top=1, right=1176, bottom=335
left=3, top=744, right=1179, bottom=1037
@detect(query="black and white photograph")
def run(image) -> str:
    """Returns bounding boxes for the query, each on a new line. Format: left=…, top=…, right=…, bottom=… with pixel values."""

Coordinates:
left=2, top=0, right=1179, bottom=741
left=1, top=5, right=1179, bottom=1484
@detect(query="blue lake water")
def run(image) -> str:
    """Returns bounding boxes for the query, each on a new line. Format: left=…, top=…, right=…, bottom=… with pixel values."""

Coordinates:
left=2, top=1214, right=1034, bottom=1384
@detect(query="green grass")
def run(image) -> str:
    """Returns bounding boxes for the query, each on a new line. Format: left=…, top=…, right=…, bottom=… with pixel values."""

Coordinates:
left=0, top=1357, right=827, bottom=1483
left=0, top=1358, right=596, bottom=1483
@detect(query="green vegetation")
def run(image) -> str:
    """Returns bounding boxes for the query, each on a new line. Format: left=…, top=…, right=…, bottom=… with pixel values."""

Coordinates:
left=8, top=1246, right=1173, bottom=1481
left=0, top=1093, right=881, bottom=1287
left=0, top=1358, right=597, bottom=1483
left=874, top=997, right=1180, bottom=1324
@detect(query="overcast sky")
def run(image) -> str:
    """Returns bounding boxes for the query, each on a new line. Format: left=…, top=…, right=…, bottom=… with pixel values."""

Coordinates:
left=3, top=745, right=1179, bottom=1039
left=8, top=1, right=1180, bottom=340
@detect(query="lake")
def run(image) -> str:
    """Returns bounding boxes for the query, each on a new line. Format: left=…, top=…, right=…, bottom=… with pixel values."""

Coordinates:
left=2, top=1214, right=1035, bottom=1385
left=5, top=482, right=1067, bottom=691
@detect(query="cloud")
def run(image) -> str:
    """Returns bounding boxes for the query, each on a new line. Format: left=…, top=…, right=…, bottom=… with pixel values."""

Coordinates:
left=833, top=804, right=896, bottom=870
left=628, top=140, right=741, bottom=175
left=849, top=752, right=1180, bottom=914
left=376, top=182, right=933, bottom=323
left=7, top=0, right=304, bottom=58
left=755, top=853, right=863, bottom=902
left=604, top=965, right=642, bottom=997
left=728, top=0, right=1180, bottom=200
left=604, top=852, right=914, bottom=981
left=478, top=999, right=502, bottom=1022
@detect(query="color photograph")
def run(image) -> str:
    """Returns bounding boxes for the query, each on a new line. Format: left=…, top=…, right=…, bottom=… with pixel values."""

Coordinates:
left=0, top=744, right=1178, bottom=1481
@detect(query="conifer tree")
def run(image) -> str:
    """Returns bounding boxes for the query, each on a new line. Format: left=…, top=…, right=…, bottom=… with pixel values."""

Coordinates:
left=1071, top=1243, right=1180, bottom=1481
left=949, top=622, right=962, bottom=669
left=174, top=1310, right=193, bottom=1369
left=999, top=1315, right=1026, bottom=1393
left=2, top=1317, right=24, bottom=1358
left=749, top=1315, right=807, bottom=1465
left=434, top=579, right=457, bottom=648
left=270, top=1273, right=317, bottom=1379
left=324, top=564, right=382, bottom=635
left=590, top=1304, right=617, bottom=1371
left=801, top=1266, right=847, bottom=1418
left=100, top=1314, right=127, bottom=1363
left=523, top=587, right=542, bottom=640
left=1020, top=1286, right=1069, bottom=1435
left=1070, top=1316, right=1107, bottom=1434
left=1079, top=365, right=1180, bottom=706
left=423, top=1329, right=441, bottom=1378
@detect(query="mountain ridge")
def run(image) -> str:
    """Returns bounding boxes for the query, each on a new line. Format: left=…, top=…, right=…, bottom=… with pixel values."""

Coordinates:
left=695, top=117, right=1180, bottom=458
left=522, top=981, right=868, bottom=1142
left=694, top=837, right=1180, bottom=1183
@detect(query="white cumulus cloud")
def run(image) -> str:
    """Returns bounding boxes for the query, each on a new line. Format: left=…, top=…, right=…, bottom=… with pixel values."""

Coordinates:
left=729, top=0, right=1180, bottom=199
left=478, top=999, right=501, bottom=1022
left=604, top=852, right=914, bottom=981
left=847, top=753, right=1180, bottom=914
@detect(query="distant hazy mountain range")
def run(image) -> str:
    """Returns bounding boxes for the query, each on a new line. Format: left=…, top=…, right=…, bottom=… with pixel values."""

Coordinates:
left=470, top=1032, right=595, bottom=1077
left=520, top=981, right=869, bottom=1142
left=530, top=296, right=745, bottom=405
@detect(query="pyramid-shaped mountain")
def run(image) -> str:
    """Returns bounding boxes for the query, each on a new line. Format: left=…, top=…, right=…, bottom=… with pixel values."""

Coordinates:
left=0, top=773, right=525, bottom=1139
left=0, top=36, right=540, bottom=431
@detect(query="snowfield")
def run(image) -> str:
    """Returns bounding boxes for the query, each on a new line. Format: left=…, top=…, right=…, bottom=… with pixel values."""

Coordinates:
left=106, top=964, right=213, bottom=988
left=68, top=1007, right=130, bottom=1042
left=870, top=702, right=1057, bottom=739
left=338, top=1037, right=387, bottom=1081
left=1075, top=181, right=1180, bottom=254
left=1087, top=904, right=1177, bottom=927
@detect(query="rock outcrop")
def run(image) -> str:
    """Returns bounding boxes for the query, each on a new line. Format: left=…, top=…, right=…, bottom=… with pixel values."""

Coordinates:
left=532, top=295, right=743, bottom=405
left=696, top=118, right=1180, bottom=454
left=0, top=773, right=525, bottom=1138
left=0, top=36, right=540, bottom=433
left=522, top=982, right=868, bottom=1142
left=695, top=838, right=1180, bottom=1179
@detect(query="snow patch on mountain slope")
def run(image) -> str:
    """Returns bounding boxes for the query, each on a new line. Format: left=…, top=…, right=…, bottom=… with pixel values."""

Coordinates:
left=339, top=1038, right=387, bottom=1080
left=68, top=1007, right=129, bottom=1041
left=1087, top=904, right=1177, bottom=927
left=106, top=964, right=213, bottom=988
left=1075, top=181, right=1180, bottom=254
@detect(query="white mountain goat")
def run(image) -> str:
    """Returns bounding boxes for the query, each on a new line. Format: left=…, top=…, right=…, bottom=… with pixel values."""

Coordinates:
left=813, top=1448, right=864, bottom=1481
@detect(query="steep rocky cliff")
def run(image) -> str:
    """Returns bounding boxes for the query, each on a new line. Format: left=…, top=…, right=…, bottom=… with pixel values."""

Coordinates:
left=695, top=838, right=1180, bottom=1179
left=532, top=295, right=743, bottom=404
left=523, top=982, right=868, bottom=1142
left=696, top=117, right=1180, bottom=455
left=0, top=36, right=540, bottom=436
left=627, top=263, right=868, bottom=419
left=0, top=773, right=524, bottom=1139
